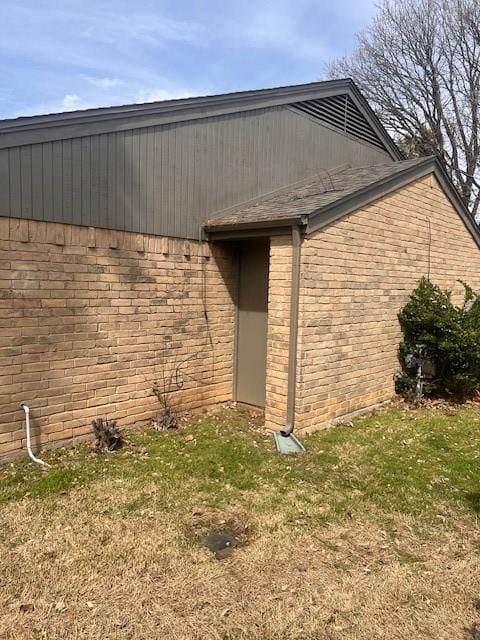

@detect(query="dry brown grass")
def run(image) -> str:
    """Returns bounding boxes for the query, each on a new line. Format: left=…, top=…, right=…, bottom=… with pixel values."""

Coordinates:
left=2, top=405, right=480, bottom=639
left=1, top=478, right=479, bottom=640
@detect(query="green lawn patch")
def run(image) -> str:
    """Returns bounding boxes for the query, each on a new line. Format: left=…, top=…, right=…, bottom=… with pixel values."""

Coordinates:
left=1, top=404, right=480, bottom=526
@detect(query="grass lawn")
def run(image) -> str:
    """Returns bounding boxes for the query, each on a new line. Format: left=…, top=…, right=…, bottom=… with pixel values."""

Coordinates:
left=1, top=404, right=480, bottom=639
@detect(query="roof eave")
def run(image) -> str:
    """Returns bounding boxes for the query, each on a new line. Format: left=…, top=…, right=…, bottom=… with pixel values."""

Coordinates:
left=0, top=79, right=356, bottom=150
left=205, top=216, right=307, bottom=239
left=0, top=78, right=401, bottom=159
left=345, top=82, right=404, bottom=161
left=0, top=79, right=354, bottom=131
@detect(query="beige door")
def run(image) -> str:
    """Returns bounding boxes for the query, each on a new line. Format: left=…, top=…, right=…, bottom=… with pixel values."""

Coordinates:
left=235, top=240, right=269, bottom=407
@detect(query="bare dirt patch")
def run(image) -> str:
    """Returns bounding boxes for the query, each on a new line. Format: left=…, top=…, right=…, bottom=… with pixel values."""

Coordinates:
left=187, top=508, right=252, bottom=559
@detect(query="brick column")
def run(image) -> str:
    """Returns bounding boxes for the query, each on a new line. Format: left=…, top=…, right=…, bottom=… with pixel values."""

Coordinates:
left=264, top=236, right=293, bottom=431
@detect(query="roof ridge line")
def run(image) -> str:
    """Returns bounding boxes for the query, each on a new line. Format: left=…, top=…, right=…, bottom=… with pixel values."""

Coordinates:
left=307, top=156, right=437, bottom=231
left=0, top=79, right=403, bottom=161
left=205, top=156, right=461, bottom=236
left=208, top=157, right=430, bottom=225
left=0, top=79, right=355, bottom=130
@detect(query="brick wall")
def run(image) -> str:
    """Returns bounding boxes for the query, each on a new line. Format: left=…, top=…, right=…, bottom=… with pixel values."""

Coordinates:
left=295, top=174, right=480, bottom=433
left=0, top=218, right=236, bottom=462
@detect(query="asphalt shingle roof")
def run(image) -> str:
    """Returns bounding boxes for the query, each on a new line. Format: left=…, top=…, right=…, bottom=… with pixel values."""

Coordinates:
left=205, top=157, right=430, bottom=230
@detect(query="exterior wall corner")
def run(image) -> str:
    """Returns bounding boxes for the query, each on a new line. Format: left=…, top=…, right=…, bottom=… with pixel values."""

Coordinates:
left=264, top=235, right=293, bottom=432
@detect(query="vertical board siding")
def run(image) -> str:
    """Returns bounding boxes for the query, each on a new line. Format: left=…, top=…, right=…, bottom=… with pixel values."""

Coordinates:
left=20, top=145, right=32, bottom=218
left=52, top=140, right=63, bottom=222
left=8, top=147, right=21, bottom=218
left=81, top=137, right=91, bottom=226
left=114, top=131, right=124, bottom=231
left=31, top=144, right=43, bottom=218
left=0, top=106, right=391, bottom=238
left=62, top=140, right=73, bottom=223
left=71, top=138, right=82, bottom=224
left=0, top=149, right=10, bottom=215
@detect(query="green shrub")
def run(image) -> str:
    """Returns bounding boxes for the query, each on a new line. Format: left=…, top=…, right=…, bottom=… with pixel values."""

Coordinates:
left=397, top=277, right=480, bottom=399
left=394, top=372, right=417, bottom=396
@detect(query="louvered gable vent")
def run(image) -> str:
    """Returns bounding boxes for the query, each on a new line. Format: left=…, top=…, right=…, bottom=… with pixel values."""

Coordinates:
left=291, top=94, right=385, bottom=150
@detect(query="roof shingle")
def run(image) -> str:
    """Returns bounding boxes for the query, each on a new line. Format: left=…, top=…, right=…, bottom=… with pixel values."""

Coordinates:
left=205, top=157, right=431, bottom=230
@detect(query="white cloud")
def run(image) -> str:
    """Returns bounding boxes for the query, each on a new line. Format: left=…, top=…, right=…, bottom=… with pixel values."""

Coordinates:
left=61, top=94, right=86, bottom=109
left=243, top=11, right=330, bottom=59
left=222, top=1, right=334, bottom=61
left=54, top=93, right=110, bottom=112
left=8, top=86, right=202, bottom=118
left=135, top=88, right=197, bottom=104
left=82, top=76, right=123, bottom=89
left=83, top=12, right=204, bottom=47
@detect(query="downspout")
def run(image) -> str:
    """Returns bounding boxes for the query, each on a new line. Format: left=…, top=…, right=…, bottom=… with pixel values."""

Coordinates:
left=280, top=224, right=302, bottom=437
left=20, top=403, right=49, bottom=467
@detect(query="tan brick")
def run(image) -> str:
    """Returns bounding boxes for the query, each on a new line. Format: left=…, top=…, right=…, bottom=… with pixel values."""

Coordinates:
left=9, top=219, right=29, bottom=242
left=294, top=175, right=480, bottom=433
left=0, top=219, right=236, bottom=462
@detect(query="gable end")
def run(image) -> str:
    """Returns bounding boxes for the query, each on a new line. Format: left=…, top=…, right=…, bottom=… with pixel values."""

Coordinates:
left=307, top=158, right=480, bottom=250
left=290, top=94, right=385, bottom=151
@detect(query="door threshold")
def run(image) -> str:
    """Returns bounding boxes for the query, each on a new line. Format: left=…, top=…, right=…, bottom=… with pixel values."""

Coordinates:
left=235, top=401, right=265, bottom=411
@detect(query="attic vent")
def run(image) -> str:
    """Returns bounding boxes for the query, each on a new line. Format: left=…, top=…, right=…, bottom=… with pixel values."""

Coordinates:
left=291, top=94, right=385, bottom=150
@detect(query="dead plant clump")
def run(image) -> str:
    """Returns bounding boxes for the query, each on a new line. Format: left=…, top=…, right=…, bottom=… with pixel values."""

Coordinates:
left=1, top=482, right=480, bottom=640
left=92, top=418, right=123, bottom=451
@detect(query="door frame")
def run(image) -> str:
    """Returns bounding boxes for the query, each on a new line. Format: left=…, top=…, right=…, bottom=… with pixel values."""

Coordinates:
left=232, top=248, right=241, bottom=403
left=232, top=239, right=270, bottom=407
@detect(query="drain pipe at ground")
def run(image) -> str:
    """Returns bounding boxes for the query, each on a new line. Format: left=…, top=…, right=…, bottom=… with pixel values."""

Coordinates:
left=280, top=224, right=302, bottom=437
left=20, top=403, right=49, bottom=467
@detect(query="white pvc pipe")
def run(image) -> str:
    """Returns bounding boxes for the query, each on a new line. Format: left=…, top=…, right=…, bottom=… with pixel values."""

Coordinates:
left=20, top=403, right=49, bottom=467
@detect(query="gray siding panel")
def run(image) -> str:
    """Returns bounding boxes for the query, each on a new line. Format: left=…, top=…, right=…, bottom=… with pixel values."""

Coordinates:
left=31, top=144, right=43, bottom=219
left=20, top=146, right=32, bottom=219
left=115, top=131, right=125, bottom=231
left=0, top=149, right=10, bottom=216
left=0, top=105, right=391, bottom=238
left=60, top=140, right=71, bottom=223
left=8, top=147, right=21, bottom=218
left=71, top=138, right=82, bottom=224
left=90, top=135, right=99, bottom=227
left=50, top=140, right=60, bottom=222
left=106, top=134, right=115, bottom=229
left=124, top=129, right=133, bottom=233
left=138, top=129, right=148, bottom=234
left=81, top=137, right=91, bottom=226
left=98, top=134, right=108, bottom=228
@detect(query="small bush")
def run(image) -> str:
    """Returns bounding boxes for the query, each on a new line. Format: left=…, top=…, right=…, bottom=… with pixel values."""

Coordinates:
left=397, top=277, right=480, bottom=400
left=394, top=372, right=417, bottom=397
left=152, top=381, right=179, bottom=431
left=92, top=418, right=123, bottom=451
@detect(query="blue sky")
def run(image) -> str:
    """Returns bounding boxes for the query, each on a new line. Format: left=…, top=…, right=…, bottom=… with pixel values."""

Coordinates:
left=0, top=0, right=375, bottom=119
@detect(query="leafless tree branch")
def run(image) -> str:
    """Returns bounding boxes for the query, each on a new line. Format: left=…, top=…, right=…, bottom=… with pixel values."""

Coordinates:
left=328, top=0, right=480, bottom=218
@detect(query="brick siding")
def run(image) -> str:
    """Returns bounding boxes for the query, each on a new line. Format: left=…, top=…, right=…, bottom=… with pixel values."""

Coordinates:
left=0, top=219, right=236, bottom=462
left=295, top=174, right=480, bottom=433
